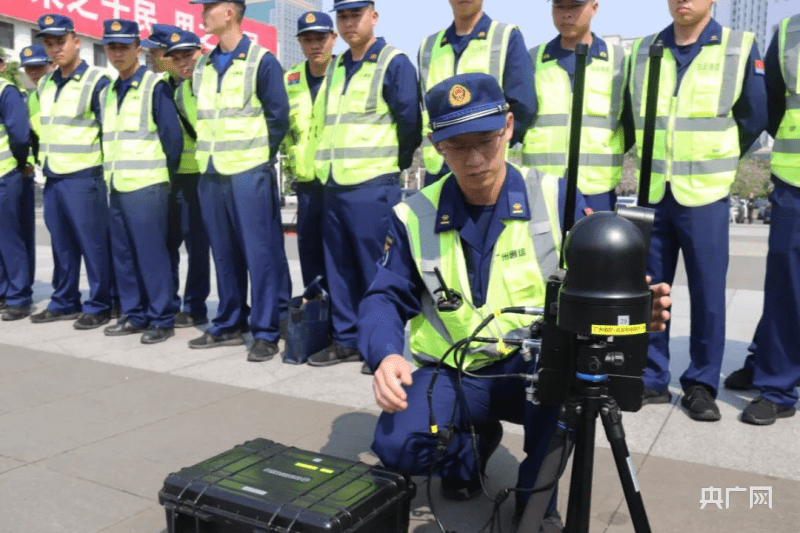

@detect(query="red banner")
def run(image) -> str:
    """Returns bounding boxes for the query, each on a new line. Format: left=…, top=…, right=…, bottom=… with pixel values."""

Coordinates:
left=4, top=0, right=277, bottom=53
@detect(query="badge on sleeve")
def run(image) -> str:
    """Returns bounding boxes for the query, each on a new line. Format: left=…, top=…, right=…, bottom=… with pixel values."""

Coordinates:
left=754, top=59, right=765, bottom=76
left=381, top=231, right=395, bottom=266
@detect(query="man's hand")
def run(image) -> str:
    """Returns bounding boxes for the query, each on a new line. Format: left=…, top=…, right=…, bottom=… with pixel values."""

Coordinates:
left=373, top=354, right=413, bottom=413
left=24, top=164, right=34, bottom=178
left=648, top=277, right=671, bottom=332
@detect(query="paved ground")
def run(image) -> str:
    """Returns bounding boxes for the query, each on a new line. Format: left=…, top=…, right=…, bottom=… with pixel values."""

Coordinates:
left=1, top=212, right=797, bottom=532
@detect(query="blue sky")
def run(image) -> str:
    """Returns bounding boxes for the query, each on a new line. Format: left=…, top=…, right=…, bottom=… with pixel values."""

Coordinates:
left=323, top=1, right=675, bottom=63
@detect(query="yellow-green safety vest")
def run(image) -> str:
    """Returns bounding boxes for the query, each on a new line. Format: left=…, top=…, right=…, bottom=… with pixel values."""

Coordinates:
left=630, top=27, right=754, bottom=206
left=38, top=65, right=108, bottom=175
left=193, top=42, right=271, bottom=175
left=26, top=89, right=40, bottom=167
left=772, top=14, right=800, bottom=186
left=314, top=44, right=403, bottom=185
left=395, top=167, right=562, bottom=370
left=283, top=62, right=318, bottom=182
left=0, top=79, right=18, bottom=176
left=418, top=21, right=516, bottom=175
left=174, top=78, right=199, bottom=175
left=521, top=42, right=628, bottom=195
left=100, top=71, right=169, bottom=192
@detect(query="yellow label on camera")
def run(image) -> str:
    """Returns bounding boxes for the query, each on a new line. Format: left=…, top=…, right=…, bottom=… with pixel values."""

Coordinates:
left=591, top=324, right=647, bottom=336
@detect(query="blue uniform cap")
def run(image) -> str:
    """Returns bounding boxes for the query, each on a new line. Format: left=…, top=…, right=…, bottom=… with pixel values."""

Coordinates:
left=102, top=19, right=140, bottom=45
left=164, top=30, right=202, bottom=56
left=142, top=24, right=183, bottom=49
left=36, top=14, right=75, bottom=37
left=426, top=73, right=510, bottom=143
left=297, top=11, right=334, bottom=36
left=20, top=45, right=50, bottom=66
left=332, top=0, right=374, bottom=12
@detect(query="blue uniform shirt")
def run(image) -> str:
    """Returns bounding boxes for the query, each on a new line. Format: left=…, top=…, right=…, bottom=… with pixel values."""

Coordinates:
left=112, top=65, right=183, bottom=176
left=539, top=33, right=636, bottom=152
left=642, top=18, right=768, bottom=154
left=764, top=30, right=784, bottom=139
left=43, top=60, right=111, bottom=180
left=0, top=84, right=31, bottom=174
left=207, top=35, right=289, bottom=164
left=357, top=164, right=588, bottom=370
left=441, top=13, right=536, bottom=146
left=305, top=61, right=326, bottom=103
left=336, top=37, right=422, bottom=177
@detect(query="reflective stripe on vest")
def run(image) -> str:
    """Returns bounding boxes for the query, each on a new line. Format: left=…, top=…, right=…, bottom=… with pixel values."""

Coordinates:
left=521, top=42, right=627, bottom=195
left=395, top=167, right=561, bottom=370
left=27, top=90, right=41, bottom=137
left=38, top=66, right=107, bottom=175
left=194, top=43, right=270, bottom=175
left=174, top=79, right=199, bottom=175
left=0, top=79, right=16, bottom=176
left=314, top=45, right=402, bottom=185
left=631, top=28, right=753, bottom=206
left=772, top=14, right=800, bottom=186
left=101, top=71, right=169, bottom=192
left=418, top=21, right=515, bottom=175
left=284, top=62, right=317, bottom=182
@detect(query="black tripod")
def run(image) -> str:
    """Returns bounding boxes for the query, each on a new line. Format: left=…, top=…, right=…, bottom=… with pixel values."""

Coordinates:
left=515, top=381, right=652, bottom=533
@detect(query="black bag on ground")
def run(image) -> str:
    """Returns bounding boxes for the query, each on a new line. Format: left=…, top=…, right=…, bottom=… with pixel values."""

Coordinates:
left=283, top=276, right=331, bottom=365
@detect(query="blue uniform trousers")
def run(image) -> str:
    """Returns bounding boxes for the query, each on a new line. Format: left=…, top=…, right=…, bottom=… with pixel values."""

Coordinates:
left=372, top=355, right=560, bottom=513
left=109, top=183, right=177, bottom=328
left=197, top=164, right=290, bottom=342
left=296, top=179, right=327, bottom=292
left=749, top=180, right=800, bottom=407
left=43, top=177, right=112, bottom=315
left=644, top=185, right=729, bottom=394
left=168, top=172, right=210, bottom=317
left=583, top=190, right=617, bottom=213
left=322, top=179, right=401, bottom=349
left=0, top=170, right=35, bottom=306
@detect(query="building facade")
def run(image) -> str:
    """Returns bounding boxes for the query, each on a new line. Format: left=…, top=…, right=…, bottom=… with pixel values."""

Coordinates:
left=714, top=0, right=769, bottom=52
left=265, top=0, right=323, bottom=69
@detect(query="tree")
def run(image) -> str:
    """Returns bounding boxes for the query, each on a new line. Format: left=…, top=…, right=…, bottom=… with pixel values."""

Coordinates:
left=731, top=157, right=771, bottom=198
left=0, top=49, right=24, bottom=89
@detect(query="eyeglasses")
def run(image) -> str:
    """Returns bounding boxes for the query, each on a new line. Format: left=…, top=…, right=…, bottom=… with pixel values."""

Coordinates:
left=437, top=128, right=506, bottom=159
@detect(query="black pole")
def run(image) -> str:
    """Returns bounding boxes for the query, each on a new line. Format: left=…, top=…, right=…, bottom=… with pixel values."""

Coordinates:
left=637, top=44, right=663, bottom=208
left=560, top=42, right=589, bottom=269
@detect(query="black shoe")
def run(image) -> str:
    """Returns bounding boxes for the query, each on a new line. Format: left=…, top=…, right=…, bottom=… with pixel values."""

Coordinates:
left=73, top=312, right=110, bottom=330
left=30, top=308, right=80, bottom=324
left=141, top=326, right=174, bottom=344
left=2, top=305, right=32, bottom=321
left=724, top=367, right=754, bottom=391
left=104, top=318, right=145, bottom=337
left=441, top=420, right=503, bottom=501
left=741, top=396, right=796, bottom=426
left=247, top=338, right=279, bottom=362
left=0, top=299, right=6, bottom=311
left=681, top=385, right=721, bottom=421
left=360, top=362, right=373, bottom=375
left=642, top=387, right=672, bottom=405
left=110, top=304, right=121, bottom=320
left=188, top=330, right=245, bottom=349
left=174, top=311, right=209, bottom=328
left=307, top=342, right=362, bottom=367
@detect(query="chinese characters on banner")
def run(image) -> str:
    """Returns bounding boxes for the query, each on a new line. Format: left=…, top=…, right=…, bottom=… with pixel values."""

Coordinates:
left=17, top=0, right=277, bottom=52
left=700, top=486, right=773, bottom=510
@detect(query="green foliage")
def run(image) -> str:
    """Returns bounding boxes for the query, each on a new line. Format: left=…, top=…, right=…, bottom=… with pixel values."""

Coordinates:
left=0, top=49, right=24, bottom=89
left=731, top=157, right=771, bottom=198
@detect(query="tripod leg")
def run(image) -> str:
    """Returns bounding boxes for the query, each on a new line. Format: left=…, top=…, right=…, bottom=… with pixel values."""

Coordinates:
left=599, top=399, right=652, bottom=533
left=564, top=399, right=597, bottom=533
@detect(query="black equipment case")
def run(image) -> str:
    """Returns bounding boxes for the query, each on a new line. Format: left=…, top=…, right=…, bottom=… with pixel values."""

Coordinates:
left=158, top=438, right=415, bottom=533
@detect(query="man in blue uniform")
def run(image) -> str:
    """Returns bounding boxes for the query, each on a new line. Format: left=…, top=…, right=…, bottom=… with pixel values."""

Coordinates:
left=187, top=0, right=291, bottom=362
left=417, top=0, right=536, bottom=186
left=308, top=0, right=422, bottom=372
left=361, top=73, right=672, bottom=526
left=146, top=25, right=212, bottom=329
left=31, top=14, right=114, bottom=330
left=0, top=56, right=34, bottom=321
left=100, top=19, right=183, bottom=344
left=724, top=14, right=800, bottom=425
left=283, top=11, right=337, bottom=293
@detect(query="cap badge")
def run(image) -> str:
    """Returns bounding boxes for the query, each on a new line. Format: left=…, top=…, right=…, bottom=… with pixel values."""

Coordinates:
left=111, top=21, right=122, bottom=32
left=448, top=84, right=471, bottom=107
left=171, top=33, right=180, bottom=43
left=24, top=48, right=33, bottom=57
left=305, top=13, right=317, bottom=24
left=44, top=16, right=54, bottom=26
